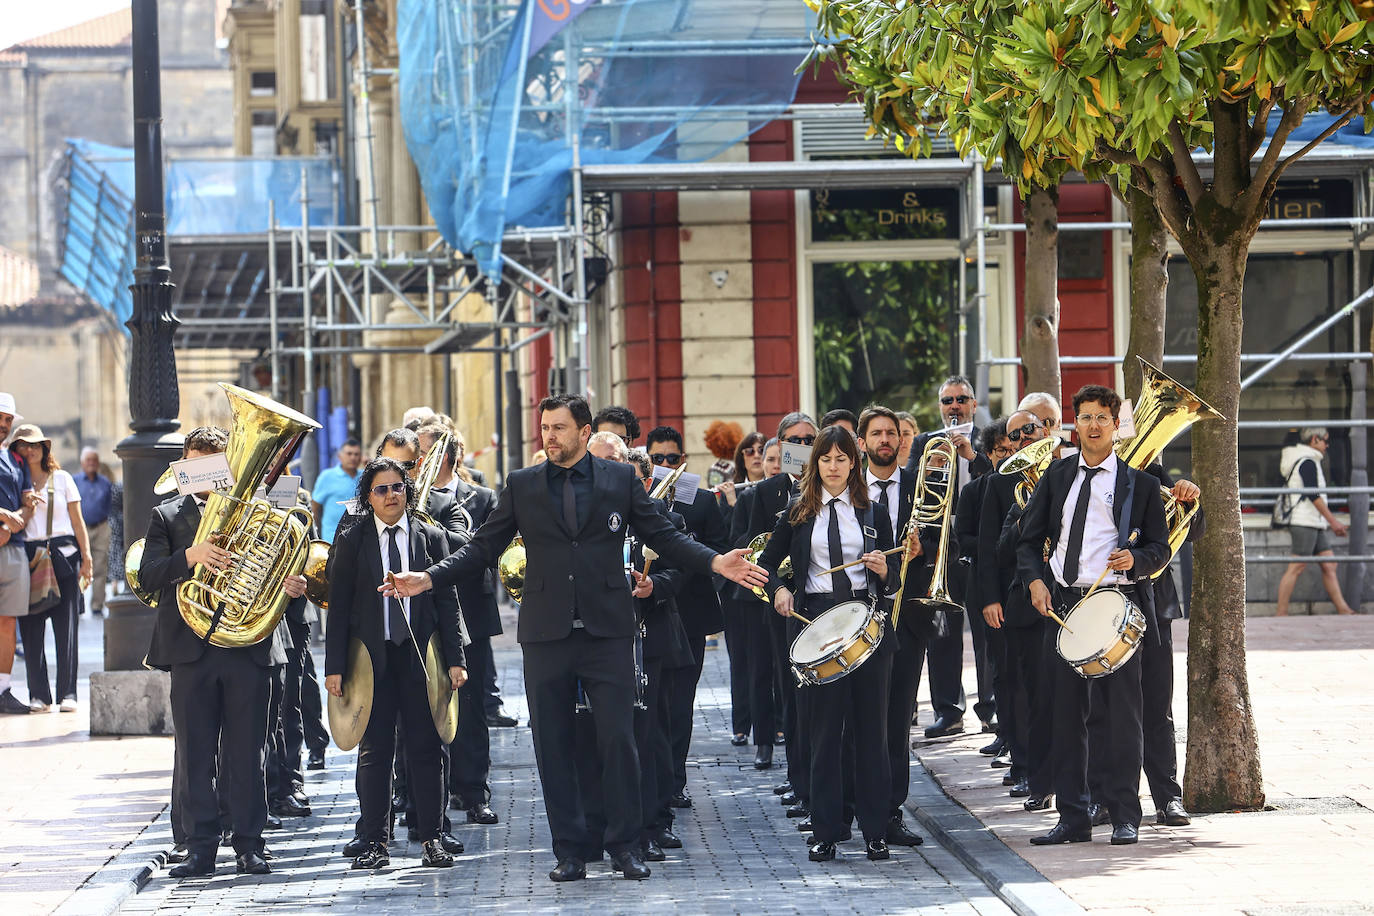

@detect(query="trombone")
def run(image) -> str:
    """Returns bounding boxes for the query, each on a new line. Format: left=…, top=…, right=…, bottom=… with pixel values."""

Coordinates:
left=892, top=435, right=961, bottom=626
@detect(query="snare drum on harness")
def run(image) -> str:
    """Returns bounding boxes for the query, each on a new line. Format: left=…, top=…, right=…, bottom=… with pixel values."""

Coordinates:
left=1056, top=588, right=1147, bottom=678
left=788, top=597, right=885, bottom=687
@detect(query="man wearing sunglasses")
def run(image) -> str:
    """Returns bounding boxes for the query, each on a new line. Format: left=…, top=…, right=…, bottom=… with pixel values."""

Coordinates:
left=644, top=426, right=731, bottom=799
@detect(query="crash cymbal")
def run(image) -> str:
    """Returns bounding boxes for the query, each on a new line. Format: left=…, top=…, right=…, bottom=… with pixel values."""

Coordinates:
left=425, top=632, right=459, bottom=744
left=327, top=638, right=373, bottom=751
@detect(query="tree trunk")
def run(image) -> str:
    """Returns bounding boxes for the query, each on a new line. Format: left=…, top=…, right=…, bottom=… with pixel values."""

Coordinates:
left=1183, top=238, right=1266, bottom=813
left=1021, top=184, right=1061, bottom=398
left=1123, top=186, right=1169, bottom=401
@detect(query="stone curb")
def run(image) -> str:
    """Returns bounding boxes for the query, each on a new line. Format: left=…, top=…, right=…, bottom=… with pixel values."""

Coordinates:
left=906, top=758, right=1086, bottom=916
left=52, top=803, right=173, bottom=916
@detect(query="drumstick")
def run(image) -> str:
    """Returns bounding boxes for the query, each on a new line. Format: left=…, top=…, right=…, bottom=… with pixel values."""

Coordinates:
left=788, top=610, right=813, bottom=625
left=1083, top=530, right=1139, bottom=603
left=642, top=546, right=658, bottom=578
left=816, top=546, right=906, bottom=577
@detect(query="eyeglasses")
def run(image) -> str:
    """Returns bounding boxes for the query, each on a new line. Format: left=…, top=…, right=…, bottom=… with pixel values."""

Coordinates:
left=783, top=435, right=815, bottom=446
left=1007, top=421, right=1041, bottom=442
left=991, top=446, right=1015, bottom=460
left=742, top=445, right=765, bottom=457
left=370, top=482, right=407, bottom=497
left=1077, top=414, right=1114, bottom=426
left=649, top=453, right=683, bottom=466
left=940, top=395, right=973, bottom=406
left=396, top=459, right=417, bottom=470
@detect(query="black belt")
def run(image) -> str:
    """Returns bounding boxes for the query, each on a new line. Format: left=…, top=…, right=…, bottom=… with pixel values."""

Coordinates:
left=1056, top=582, right=1137, bottom=602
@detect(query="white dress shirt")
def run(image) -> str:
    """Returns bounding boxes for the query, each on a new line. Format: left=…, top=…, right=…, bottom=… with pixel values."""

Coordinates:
left=374, top=513, right=411, bottom=641
left=806, top=488, right=868, bottom=594
left=1050, top=452, right=1124, bottom=588
left=864, top=468, right=900, bottom=523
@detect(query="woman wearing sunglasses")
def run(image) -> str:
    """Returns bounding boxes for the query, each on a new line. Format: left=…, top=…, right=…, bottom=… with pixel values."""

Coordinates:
left=756, top=425, right=901, bottom=863
left=324, top=457, right=467, bottom=871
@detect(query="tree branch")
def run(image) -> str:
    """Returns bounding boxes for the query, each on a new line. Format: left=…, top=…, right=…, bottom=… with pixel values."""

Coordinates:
left=1270, top=103, right=1362, bottom=185
left=1094, top=142, right=1141, bottom=167
left=1168, top=119, right=1205, bottom=205
left=1248, top=98, right=1275, bottom=158
left=1252, top=99, right=1308, bottom=193
left=1139, top=155, right=1195, bottom=247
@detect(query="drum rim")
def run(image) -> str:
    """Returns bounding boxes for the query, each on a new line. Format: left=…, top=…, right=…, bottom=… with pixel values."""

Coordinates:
left=789, top=599, right=881, bottom=668
left=1056, top=588, right=1139, bottom=666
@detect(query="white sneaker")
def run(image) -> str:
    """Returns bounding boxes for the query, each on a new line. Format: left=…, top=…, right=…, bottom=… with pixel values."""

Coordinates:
left=29, top=701, right=51, bottom=713
left=59, top=697, right=78, bottom=713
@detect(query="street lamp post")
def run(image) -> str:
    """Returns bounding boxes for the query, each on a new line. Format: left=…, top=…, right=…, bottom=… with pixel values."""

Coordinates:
left=103, top=0, right=184, bottom=674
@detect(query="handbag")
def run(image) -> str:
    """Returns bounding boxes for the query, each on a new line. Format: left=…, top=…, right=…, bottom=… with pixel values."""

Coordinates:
left=28, top=478, right=61, bottom=614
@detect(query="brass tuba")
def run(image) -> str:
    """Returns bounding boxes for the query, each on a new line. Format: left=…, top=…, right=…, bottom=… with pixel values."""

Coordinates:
left=1114, top=358, right=1223, bottom=575
left=893, top=435, right=961, bottom=625
left=176, top=383, right=321, bottom=647
left=998, top=436, right=1059, bottom=509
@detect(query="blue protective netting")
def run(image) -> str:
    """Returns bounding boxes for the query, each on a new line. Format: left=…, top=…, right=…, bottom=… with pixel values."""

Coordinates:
left=397, top=0, right=813, bottom=279
left=58, top=139, right=337, bottom=328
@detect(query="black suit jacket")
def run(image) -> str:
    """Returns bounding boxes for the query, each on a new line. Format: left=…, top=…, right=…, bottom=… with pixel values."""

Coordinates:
left=631, top=515, right=692, bottom=664
left=873, top=468, right=941, bottom=637
left=1015, top=456, right=1170, bottom=632
left=670, top=486, right=728, bottom=639
left=323, top=514, right=465, bottom=680
left=141, top=494, right=284, bottom=670
left=725, top=473, right=795, bottom=602
left=438, top=479, right=504, bottom=640
left=428, top=455, right=718, bottom=644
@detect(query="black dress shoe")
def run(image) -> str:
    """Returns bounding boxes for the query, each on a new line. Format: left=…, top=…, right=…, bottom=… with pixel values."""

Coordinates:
left=923, top=716, right=964, bottom=739
left=466, top=804, right=499, bottom=825
left=786, top=802, right=810, bottom=818
left=1110, top=823, right=1139, bottom=845
left=668, top=791, right=691, bottom=809
left=1002, top=774, right=1017, bottom=786
left=731, top=733, right=749, bottom=747
left=1009, top=780, right=1031, bottom=798
left=772, top=781, right=792, bottom=796
left=641, top=839, right=665, bottom=862
left=306, top=748, right=325, bottom=770
left=1157, top=799, right=1192, bottom=826
left=220, top=828, right=233, bottom=847
left=779, top=791, right=799, bottom=806
left=168, top=852, right=215, bottom=878
left=796, top=818, right=813, bottom=832
left=980, top=719, right=998, bottom=734
left=885, top=817, right=924, bottom=847
left=352, top=842, right=390, bottom=869
left=1089, top=803, right=1111, bottom=827
left=272, top=795, right=312, bottom=817
left=991, top=750, right=1013, bottom=768
left=236, top=851, right=271, bottom=875
left=1024, top=794, right=1053, bottom=812
left=808, top=841, right=836, bottom=862
left=653, top=828, right=682, bottom=849
left=292, top=789, right=311, bottom=807
left=1030, top=823, right=1092, bottom=845
left=422, top=839, right=455, bottom=867
left=866, top=839, right=890, bottom=860
left=549, top=857, right=587, bottom=882
left=261, top=847, right=274, bottom=860
left=610, top=849, right=651, bottom=879
left=0, top=689, right=31, bottom=715
left=342, top=835, right=367, bottom=857
left=487, top=710, right=519, bottom=728
left=979, top=736, right=1005, bottom=756
left=753, top=745, right=773, bottom=769
left=439, top=832, right=464, bottom=854
left=166, top=844, right=188, bottom=864
left=264, top=813, right=283, bottom=831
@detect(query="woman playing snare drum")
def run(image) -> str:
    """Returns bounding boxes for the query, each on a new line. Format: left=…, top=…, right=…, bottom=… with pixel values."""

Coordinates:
left=757, top=425, right=900, bottom=863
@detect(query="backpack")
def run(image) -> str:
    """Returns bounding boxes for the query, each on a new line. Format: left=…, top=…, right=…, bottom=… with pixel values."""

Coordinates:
left=1270, top=461, right=1306, bottom=529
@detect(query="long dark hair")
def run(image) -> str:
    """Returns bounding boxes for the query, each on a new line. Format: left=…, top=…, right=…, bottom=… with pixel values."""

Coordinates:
left=732, top=431, right=766, bottom=483
left=789, top=426, right=869, bottom=525
left=354, top=457, right=417, bottom=520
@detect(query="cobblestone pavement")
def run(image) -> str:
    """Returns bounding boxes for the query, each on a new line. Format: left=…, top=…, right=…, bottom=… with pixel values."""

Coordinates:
left=913, top=614, right=1374, bottom=915
left=115, top=630, right=1013, bottom=915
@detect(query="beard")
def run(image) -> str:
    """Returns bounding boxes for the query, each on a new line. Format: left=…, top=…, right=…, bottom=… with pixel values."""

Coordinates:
left=866, top=448, right=896, bottom=469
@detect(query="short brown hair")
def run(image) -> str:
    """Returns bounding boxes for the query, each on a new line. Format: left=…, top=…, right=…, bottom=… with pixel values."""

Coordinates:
left=183, top=426, right=229, bottom=456
left=857, top=404, right=900, bottom=439
left=1071, top=385, right=1122, bottom=419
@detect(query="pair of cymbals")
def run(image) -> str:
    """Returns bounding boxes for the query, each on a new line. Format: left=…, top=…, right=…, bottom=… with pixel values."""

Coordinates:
left=327, top=633, right=460, bottom=750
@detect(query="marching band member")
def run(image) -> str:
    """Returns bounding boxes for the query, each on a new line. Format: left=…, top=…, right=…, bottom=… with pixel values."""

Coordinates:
left=715, top=428, right=766, bottom=752
left=1016, top=386, right=1170, bottom=847
left=758, top=425, right=899, bottom=863
left=324, top=457, right=467, bottom=870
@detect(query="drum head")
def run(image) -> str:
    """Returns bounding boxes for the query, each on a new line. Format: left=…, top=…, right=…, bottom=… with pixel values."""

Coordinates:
left=328, top=637, right=373, bottom=751
left=791, top=600, right=872, bottom=664
left=1058, top=590, right=1130, bottom=663
left=425, top=632, right=460, bottom=744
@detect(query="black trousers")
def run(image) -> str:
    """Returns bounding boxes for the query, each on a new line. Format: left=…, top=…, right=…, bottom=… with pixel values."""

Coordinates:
left=886, top=625, right=928, bottom=816
left=1049, top=590, right=1144, bottom=831
left=357, top=641, right=444, bottom=844
left=721, top=598, right=752, bottom=737
left=266, top=662, right=288, bottom=803
left=740, top=597, right=776, bottom=748
left=480, top=637, right=502, bottom=717
left=781, top=615, right=811, bottom=801
left=450, top=635, right=493, bottom=807
left=281, top=617, right=321, bottom=785
left=170, top=646, right=272, bottom=857
left=18, top=560, right=79, bottom=706
left=1141, top=618, right=1181, bottom=808
left=524, top=629, right=641, bottom=860
left=924, top=610, right=966, bottom=723
left=300, top=643, right=329, bottom=753
left=1005, top=618, right=1053, bottom=795
left=966, top=598, right=997, bottom=725
left=634, top=657, right=673, bottom=838
left=665, top=631, right=706, bottom=795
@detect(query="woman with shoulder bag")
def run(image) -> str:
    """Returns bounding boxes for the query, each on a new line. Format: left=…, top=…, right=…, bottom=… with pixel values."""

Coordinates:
left=11, top=425, right=90, bottom=712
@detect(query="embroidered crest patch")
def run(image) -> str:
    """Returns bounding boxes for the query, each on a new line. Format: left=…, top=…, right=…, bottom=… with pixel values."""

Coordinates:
left=607, top=511, right=623, bottom=533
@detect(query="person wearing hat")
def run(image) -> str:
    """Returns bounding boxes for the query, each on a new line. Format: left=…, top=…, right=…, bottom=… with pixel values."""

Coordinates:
left=0, top=393, right=37, bottom=714
left=10, top=423, right=91, bottom=713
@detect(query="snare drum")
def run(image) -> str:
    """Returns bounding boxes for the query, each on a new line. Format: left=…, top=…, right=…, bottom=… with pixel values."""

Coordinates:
left=789, top=599, right=885, bottom=687
left=1056, top=588, right=1148, bottom=678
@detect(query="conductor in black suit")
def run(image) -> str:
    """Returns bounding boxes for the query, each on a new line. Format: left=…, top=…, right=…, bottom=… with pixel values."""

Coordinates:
left=385, top=395, right=767, bottom=883
left=141, top=426, right=301, bottom=878
left=1016, top=385, right=1171, bottom=848
left=324, top=457, right=466, bottom=870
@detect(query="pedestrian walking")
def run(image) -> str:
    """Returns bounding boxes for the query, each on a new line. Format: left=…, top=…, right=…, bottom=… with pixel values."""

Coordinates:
left=75, top=447, right=113, bottom=616
left=1276, top=427, right=1355, bottom=615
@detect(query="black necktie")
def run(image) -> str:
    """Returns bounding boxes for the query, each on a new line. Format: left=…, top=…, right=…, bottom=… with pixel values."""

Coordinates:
left=1061, top=467, right=1103, bottom=586
left=827, top=498, right=845, bottom=595
left=561, top=468, right=579, bottom=533
left=875, top=480, right=892, bottom=517
left=386, top=525, right=407, bottom=645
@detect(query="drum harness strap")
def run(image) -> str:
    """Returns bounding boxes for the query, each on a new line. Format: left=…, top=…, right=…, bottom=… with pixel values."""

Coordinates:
left=1113, top=467, right=1161, bottom=648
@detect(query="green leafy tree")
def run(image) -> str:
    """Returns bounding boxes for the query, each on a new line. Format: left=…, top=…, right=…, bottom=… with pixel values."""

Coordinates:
left=810, top=0, right=1374, bottom=811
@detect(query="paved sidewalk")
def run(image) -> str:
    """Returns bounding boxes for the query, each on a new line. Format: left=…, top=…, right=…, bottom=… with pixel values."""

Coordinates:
left=0, top=614, right=172, bottom=916
left=912, top=614, right=1374, bottom=915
